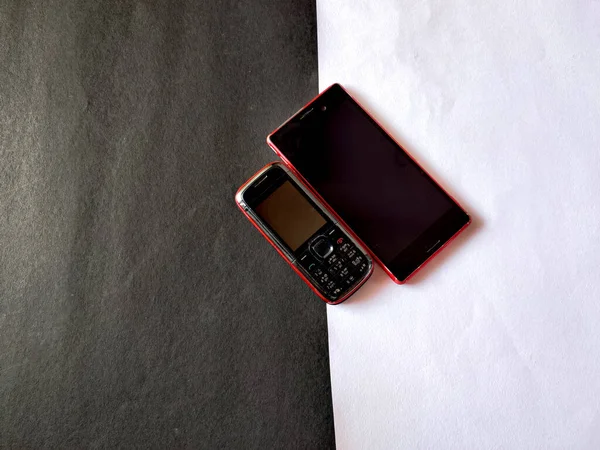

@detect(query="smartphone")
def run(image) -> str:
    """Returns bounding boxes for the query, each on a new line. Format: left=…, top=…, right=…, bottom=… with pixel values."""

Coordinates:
left=235, top=162, right=373, bottom=304
left=267, top=83, right=471, bottom=284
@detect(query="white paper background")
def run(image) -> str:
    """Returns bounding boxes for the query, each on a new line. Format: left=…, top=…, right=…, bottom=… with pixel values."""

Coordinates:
left=318, top=0, right=600, bottom=448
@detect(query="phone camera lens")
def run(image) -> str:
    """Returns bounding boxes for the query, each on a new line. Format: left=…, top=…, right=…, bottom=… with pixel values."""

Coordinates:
left=321, top=105, right=327, bottom=112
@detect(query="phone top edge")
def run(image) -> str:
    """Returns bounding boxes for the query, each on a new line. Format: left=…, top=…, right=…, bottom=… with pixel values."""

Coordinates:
left=267, top=84, right=341, bottom=141
left=234, top=161, right=284, bottom=205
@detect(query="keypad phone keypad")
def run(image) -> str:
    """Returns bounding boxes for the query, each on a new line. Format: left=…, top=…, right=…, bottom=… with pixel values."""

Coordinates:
left=297, top=226, right=370, bottom=300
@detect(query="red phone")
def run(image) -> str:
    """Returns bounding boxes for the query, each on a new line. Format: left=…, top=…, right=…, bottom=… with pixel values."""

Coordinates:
left=235, top=162, right=373, bottom=304
left=267, top=84, right=470, bottom=284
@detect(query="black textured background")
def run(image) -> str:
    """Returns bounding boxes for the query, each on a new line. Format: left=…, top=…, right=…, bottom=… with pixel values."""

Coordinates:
left=0, top=1, right=335, bottom=448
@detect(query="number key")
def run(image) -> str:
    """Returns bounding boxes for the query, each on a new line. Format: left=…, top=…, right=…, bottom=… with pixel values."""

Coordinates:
left=326, top=253, right=340, bottom=266
left=329, top=258, right=345, bottom=275
left=318, top=271, right=331, bottom=285
left=337, top=266, right=350, bottom=280
left=355, top=262, right=368, bottom=274
left=339, top=242, right=352, bottom=253
left=343, top=274, right=357, bottom=287
left=350, top=255, right=364, bottom=267
left=325, top=279, right=337, bottom=291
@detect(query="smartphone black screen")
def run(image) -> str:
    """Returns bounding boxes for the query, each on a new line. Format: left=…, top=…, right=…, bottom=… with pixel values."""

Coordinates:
left=270, top=84, right=469, bottom=281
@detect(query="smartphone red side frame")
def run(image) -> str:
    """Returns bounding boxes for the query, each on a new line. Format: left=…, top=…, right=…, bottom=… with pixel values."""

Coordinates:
left=267, top=84, right=471, bottom=284
left=235, top=163, right=373, bottom=305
